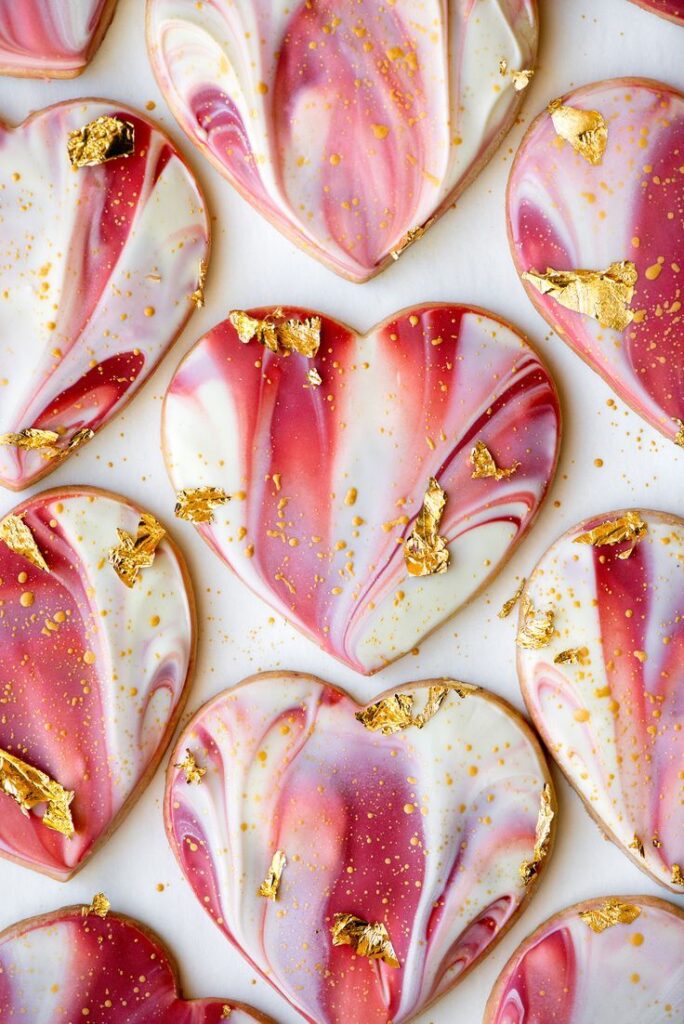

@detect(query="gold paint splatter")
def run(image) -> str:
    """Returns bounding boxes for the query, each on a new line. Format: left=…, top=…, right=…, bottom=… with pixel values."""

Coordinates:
left=331, top=914, right=400, bottom=968
left=470, top=441, right=520, bottom=481
left=82, top=893, right=111, bottom=918
left=548, top=99, right=607, bottom=164
left=0, top=747, right=74, bottom=838
left=257, top=850, right=286, bottom=900
left=175, top=750, right=206, bottom=785
left=230, top=308, right=321, bottom=357
left=0, top=514, right=49, bottom=572
left=175, top=487, right=230, bottom=524
left=404, top=477, right=449, bottom=577
left=67, top=115, right=135, bottom=168
left=574, top=511, right=647, bottom=559
left=579, top=899, right=642, bottom=933
left=108, top=513, right=166, bottom=588
left=516, top=595, right=555, bottom=650
left=522, top=261, right=637, bottom=332
left=519, top=784, right=554, bottom=884
left=498, top=579, right=526, bottom=619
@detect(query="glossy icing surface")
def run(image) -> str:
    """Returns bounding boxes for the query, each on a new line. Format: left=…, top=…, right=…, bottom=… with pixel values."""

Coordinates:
left=147, top=0, right=538, bottom=282
left=0, top=487, right=194, bottom=880
left=628, top=0, right=684, bottom=25
left=484, top=896, right=684, bottom=1023
left=517, top=509, right=684, bottom=892
left=0, top=907, right=269, bottom=1023
left=0, top=98, right=209, bottom=491
left=165, top=671, right=555, bottom=1024
left=508, top=78, right=684, bottom=444
left=163, top=304, right=560, bottom=674
left=0, top=0, right=115, bottom=76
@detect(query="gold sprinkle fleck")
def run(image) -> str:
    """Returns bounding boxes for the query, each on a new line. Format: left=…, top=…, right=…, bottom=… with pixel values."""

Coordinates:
left=548, top=99, right=608, bottom=164
left=579, top=899, right=642, bottom=933
left=470, top=441, right=520, bottom=481
left=108, top=513, right=166, bottom=588
left=175, top=487, right=230, bottom=524
left=516, top=595, right=555, bottom=650
left=519, top=783, right=554, bottom=885
left=673, top=864, right=684, bottom=886
left=67, top=115, right=135, bottom=168
left=304, top=367, right=323, bottom=388
left=629, top=834, right=645, bottom=858
left=404, top=477, right=449, bottom=577
left=331, top=914, right=400, bottom=968
left=0, top=514, right=49, bottom=572
left=190, top=258, right=208, bottom=308
left=498, top=579, right=526, bottom=619
left=257, top=850, right=286, bottom=900
left=82, top=893, right=110, bottom=918
left=175, top=750, right=206, bottom=785
left=0, top=747, right=74, bottom=838
left=574, top=511, right=647, bottom=559
left=522, top=261, right=637, bottom=332
left=229, top=308, right=321, bottom=357
left=554, top=646, right=589, bottom=665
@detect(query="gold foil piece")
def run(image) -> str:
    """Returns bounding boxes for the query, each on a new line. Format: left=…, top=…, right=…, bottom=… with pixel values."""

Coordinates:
left=629, top=834, right=645, bottom=858
left=355, top=682, right=474, bottom=735
left=579, top=899, right=642, bottom=933
left=672, top=864, right=684, bottom=886
left=516, top=596, right=555, bottom=650
left=499, top=59, right=534, bottom=91
left=519, top=783, right=554, bottom=885
left=53, top=427, right=95, bottom=458
left=0, top=428, right=60, bottom=450
left=175, top=487, right=230, bottom=524
left=257, top=849, right=286, bottom=900
left=554, top=647, right=589, bottom=665
left=331, top=914, right=400, bottom=968
left=412, top=684, right=449, bottom=728
left=673, top=419, right=684, bottom=447
left=498, top=579, right=526, bottom=619
left=175, top=750, right=206, bottom=785
left=191, top=259, right=208, bottom=308
left=221, top=1009, right=232, bottom=1021
left=82, top=893, right=111, bottom=918
left=470, top=441, right=520, bottom=481
left=574, top=511, right=647, bottom=559
left=67, top=115, right=135, bottom=168
left=523, top=261, right=637, bottom=332
left=390, top=225, right=425, bottom=260
left=0, top=747, right=74, bottom=838
left=404, top=477, right=449, bottom=577
left=229, top=309, right=321, bottom=357
left=548, top=99, right=608, bottom=164
left=108, top=513, right=166, bottom=588
left=0, top=514, right=49, bottom=572
left=304, top=367, right=323, bottom=388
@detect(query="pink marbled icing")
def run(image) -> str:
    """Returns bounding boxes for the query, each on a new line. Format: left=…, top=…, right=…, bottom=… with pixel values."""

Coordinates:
left=0, top=98, right=209, bottom=491
left=628, top=0, right=684, bottom=25
left=165, top=672, right=555, bottom=1024
left=162, top=304, right=561, bottom=674
left=508, top=78, right=684, bottom=445
left=0, top=487, right=194, bottom=880
left=0, top=0, right=116, bottom=76
left=484, top=896, right=684, bottom=1023
left=0, top=907, right=272, bottom=1023
left=147, top=0, right=538, bottom=281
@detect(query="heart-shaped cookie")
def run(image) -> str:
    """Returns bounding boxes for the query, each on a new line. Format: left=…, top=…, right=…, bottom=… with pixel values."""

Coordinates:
left=165, top=671, right=556, bottom=1024
left=163, top=304, right=560, bottom=674
left=0, top=98, right=210, bottom=492
left=508, top=78, right=684, bottom=446
left=0, top=486, right=195, bottom=880
left=484, top=895, right=684, bottom=1023
left=627, top=0, right=684, bottom=25
left=516, top=508, right=684, bottom=893
left=147, top=0, right=538, bottom=282
left=0, top=0, right=119, bottom=77
left=0, top=905, right=274, bottom=1023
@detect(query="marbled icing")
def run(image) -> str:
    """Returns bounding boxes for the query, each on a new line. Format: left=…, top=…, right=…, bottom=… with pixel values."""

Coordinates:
left=0, top=907, right=271, bottom=1023
left=147, top=0, right=538, bottom=281
left=484, top=896, right=684, bottom=1023
left=508, top=78, right=684, bottom=444
left=0, top=0, right=116, bottom=77
left=0, top=487, right=194, bottom=880
left=628, top=0, right=684, bottom=25
left=516, top=509, right=684, bottom=892
left=165, top=671, right=555, bottom=1024
left=163, top=304, right=560, bottom=674
left=0, top=98, right=209, bottom=491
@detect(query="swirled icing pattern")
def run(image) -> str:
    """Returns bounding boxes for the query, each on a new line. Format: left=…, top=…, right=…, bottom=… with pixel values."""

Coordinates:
left=0, top=0, right=117, bottom=77
left=628, top=0, right=684, bottom=25
left=163, top=304, right=561, bottom=674
left=484, top=896, right=684, bottom=1023
left=147, top=0, right=538, bottom=281
left=516, top=509, right=684, bottom=893
left=508, top=79, right=684, bottom=444
left=0, top=907, right=271, bottom=1023
left=0, top=487, right=194, bottom=880
left=0, top=98, right=209, bottom=491
left=165, top=672, right=555, bottom=1024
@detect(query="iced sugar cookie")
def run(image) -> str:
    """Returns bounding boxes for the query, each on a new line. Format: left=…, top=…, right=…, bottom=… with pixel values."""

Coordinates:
left=147, top=0, right=538, bottom=282
left=0, top=486, right=195, bottom=880
left=0, top=0, right=118, bottom=78
left=165, top=671, right=556, bottom=1024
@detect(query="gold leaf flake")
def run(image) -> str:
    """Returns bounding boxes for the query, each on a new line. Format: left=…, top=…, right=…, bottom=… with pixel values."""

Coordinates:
left=554, top=646, right=589, bottom=665
left=522, top=261, right=637, bottom=332
left=411, top=684, right=449, bottom=728
left=108, top=513, right=166, bottom=588
left=355, top=693, right=415, bottom=734
left=175, top=487, right=230, bottom=524
left=516, top=596, right=555, bottom=650
left=499, top=59, right=534, bottom=90
left=404, top=477, right=449, bottom=577
left=82, top=893, right=110, bottom=918
left=0, top=428, right=60, bottom=450
left=653, top=834, right=663, bottom=849
left=673, top=864, right=684, bottom=886
left=390, top=225, right=426, bottom=260
left=229, top=309, right=321, bottom=357
left=221, top=1009, right=232, bottom=1021
left=574, top=511, right=647, bottom=559
left=190, top=259, right=208, bottom=308
left=67, top=115, right=135, bottom=168
left=0, top=747, right=74, bottom=838
left=331, top=914, right=400, bottom=968
left=579, top=899, right=642, bottom=933
left=304, top=367, right=323, bottom=388
left=175, top=750, right=206, bottom=785
left=674, top=419, right=684, bottom=447
left=45, top=427, right=95, bottom=461
left=470, top=441, right=520, bottom=481
left=257, top=850, right=286, bottom=900
left=519, top=783, right=554, bottom=885
left=629, top=834, right=645, bottom=858
left=548, top=99, right=608, bottom=164
left=498, top=579, right=526, bottom=619
left=0, top=514, right=49, bottom=572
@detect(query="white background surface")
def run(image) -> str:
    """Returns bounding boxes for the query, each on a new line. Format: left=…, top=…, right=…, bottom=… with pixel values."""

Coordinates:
left=0, top=1, right=683, bottom=1021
